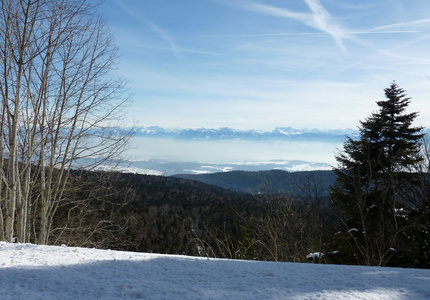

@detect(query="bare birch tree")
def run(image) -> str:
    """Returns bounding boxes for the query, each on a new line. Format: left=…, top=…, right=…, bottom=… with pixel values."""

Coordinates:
left=0, top=0, right=132, bottom=244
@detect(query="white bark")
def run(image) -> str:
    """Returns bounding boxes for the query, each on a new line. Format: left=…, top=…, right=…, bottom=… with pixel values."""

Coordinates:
left=0, top=0, right=131, bottom=244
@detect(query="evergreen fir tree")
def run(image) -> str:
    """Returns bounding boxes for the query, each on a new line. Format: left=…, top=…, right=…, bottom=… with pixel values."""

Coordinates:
left=330, top=82, right=425, bottom=266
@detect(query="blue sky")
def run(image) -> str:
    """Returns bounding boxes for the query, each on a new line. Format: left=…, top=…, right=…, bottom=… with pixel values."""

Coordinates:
left=99, top=0, right=430, bottom=131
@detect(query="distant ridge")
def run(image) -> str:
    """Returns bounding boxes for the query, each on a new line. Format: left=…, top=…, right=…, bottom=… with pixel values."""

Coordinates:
left=133, top=126, right=358, bottom=142
left=123, top=159, right=332, bottom=176
left=173, top=169, right=337, bottom=196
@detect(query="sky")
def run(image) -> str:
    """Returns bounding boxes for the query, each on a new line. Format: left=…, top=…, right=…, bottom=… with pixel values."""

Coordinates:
left=97, top=0, right=430, bottom=131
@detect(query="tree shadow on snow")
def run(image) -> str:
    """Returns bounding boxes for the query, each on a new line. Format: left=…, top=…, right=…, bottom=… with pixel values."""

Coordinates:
left=1, top=257, right=429, bottom=299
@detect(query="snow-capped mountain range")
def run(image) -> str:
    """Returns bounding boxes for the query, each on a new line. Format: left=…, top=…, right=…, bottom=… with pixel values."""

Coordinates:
left=116, top=126, right=361, bottom=175
left=133, top=126, right=359, bottom=142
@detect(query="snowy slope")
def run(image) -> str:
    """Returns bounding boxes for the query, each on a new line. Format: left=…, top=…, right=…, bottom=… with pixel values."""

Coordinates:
left=1, top=242, right=430, bottom=299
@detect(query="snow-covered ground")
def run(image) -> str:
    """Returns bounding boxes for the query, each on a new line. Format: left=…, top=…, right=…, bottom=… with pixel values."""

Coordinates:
left=1, top=242, right=429, bottom=299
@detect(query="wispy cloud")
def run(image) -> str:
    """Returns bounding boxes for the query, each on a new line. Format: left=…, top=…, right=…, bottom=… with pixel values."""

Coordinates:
left=131, top=45, right=221, bottom=56
left=372, top=18, right=430, bottom=31
left=231, top=0, right=349, bottom=52
left=144, top=20, right=180, bottom=55
left=203, top=31, right=421, bottom=39
left=329, top=33, right=430, bottom=78
left=244, top=2, right=309, bottom=21
left=114, top=0, right=180, bottom=56
left=304, top=0, right=347, bottom=51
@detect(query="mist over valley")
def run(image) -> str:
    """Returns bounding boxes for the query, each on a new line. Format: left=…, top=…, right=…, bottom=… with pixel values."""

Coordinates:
left=122, top=126, right=350, bottom=175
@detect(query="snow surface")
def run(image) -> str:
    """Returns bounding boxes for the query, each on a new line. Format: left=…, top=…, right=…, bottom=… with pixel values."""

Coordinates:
left=1, top=242, right=430, bottom=299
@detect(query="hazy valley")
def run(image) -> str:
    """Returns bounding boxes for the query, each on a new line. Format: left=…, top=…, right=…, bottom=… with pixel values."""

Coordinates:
left=122, top=126, right=352, bottom=175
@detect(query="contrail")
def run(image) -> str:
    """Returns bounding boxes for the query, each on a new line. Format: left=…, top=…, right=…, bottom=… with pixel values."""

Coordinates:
left=202, top=31, right=421, bottom=38
left=114, top=0, right=180, bottom=57
left=373, top=19, right=430, bottom=31
left=229, top=0, right=348, bottom=52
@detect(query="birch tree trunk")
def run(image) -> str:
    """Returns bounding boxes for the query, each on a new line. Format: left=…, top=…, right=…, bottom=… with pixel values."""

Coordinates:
left=0, top=0, right=132, bottom=244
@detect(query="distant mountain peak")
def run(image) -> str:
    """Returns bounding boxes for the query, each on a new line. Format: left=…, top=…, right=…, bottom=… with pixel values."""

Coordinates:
left=133, top=126, right=358, bottom=142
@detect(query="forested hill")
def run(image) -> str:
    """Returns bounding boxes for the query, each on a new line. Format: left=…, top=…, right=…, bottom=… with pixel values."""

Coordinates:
left=120, top=173, right=245, bottom=203
left=172, top=170, right=336, bottom=195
